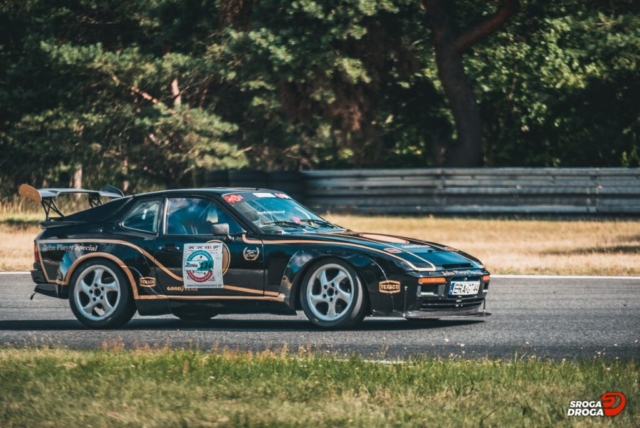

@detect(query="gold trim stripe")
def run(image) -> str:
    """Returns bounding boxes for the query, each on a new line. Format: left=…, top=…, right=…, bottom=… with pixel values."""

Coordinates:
left=37, top=239, right=268, bottom=298
left=241, top=234, right=436, bottom=271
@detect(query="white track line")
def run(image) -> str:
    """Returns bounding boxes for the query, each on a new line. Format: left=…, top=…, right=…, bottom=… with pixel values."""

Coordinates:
left=493, top=274, right=640, bottom=280
left=0, top=272, right=30, bottom=275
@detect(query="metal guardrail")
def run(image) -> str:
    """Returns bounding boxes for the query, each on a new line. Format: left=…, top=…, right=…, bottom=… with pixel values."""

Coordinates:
left=207, top=168, right=640, bottom=215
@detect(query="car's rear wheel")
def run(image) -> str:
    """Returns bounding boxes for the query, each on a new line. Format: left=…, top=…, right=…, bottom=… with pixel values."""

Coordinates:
left=300, top=258, right=366, bottom=329
left=69, top=260, right=136, bottom=329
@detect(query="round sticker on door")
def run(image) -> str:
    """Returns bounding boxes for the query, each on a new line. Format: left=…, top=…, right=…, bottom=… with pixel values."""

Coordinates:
left=184, top=250, right=214, bottom=283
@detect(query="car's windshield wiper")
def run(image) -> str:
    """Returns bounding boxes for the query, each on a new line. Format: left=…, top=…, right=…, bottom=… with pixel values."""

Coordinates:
left=261, top=221, right=308, bottom=228
left=297, top=218, right=338, bottom=228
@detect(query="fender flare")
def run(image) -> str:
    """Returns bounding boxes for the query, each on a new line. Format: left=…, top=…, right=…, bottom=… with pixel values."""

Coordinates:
left=278, top=249, right=388, bottom=310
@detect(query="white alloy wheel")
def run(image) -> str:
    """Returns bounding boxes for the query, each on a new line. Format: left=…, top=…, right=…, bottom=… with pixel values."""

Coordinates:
left=68, top=259, right=136, bottom=329
left=73, top=264, right=121, bottom=321
left=306, top=263, right=355, bottom=322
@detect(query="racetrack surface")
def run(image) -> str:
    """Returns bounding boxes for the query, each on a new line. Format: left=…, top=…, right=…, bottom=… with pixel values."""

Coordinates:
left=1, top=274, right=638, bottom=360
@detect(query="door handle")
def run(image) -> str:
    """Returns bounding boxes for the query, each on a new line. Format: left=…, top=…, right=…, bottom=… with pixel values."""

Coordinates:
left=159, top=243, right=180, bottom=252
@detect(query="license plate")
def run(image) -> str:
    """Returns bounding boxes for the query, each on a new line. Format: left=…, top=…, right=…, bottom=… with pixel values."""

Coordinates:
left=449, top=281, right=480, bottom=296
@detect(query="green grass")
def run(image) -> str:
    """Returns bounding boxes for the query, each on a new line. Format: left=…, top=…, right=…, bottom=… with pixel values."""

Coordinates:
left=0, top=347, right=637, bottom=427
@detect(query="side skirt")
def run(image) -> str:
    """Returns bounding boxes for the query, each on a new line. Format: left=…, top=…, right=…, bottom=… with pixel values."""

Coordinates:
left=136, top=299, right=296, bottom=317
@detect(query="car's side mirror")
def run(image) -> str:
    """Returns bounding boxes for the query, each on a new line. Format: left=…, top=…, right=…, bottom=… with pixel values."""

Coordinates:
left=212, top=223, right=231, bottom=241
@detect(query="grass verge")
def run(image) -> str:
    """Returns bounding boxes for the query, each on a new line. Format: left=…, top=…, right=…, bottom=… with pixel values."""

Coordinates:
left=0, top=347, right=637, bottom=427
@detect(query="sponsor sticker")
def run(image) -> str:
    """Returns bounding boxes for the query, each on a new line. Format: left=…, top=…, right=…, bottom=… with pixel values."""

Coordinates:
left=379, top=280, right=401, bottom=294
left=139, top=277, right=156, bottom=287
left=567, top=392, right=626, bottom=417
left=274, top=193, right=290, bottom=199
left=223, top=194, right=243, bottom=204
left=243, top=247, right=260, bottom=261
left=441, top=270, right=484, bottom=277
left=40, top=243, right=98, bottom=252
left=166, top=286, right=198, bottom=292
left=253, top=192, right=276, bottom=198
left=183, top=243, right=224, bottom=289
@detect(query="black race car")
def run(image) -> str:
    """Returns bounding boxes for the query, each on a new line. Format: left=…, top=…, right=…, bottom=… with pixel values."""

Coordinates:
left=21, top=184, right=490, bottom=329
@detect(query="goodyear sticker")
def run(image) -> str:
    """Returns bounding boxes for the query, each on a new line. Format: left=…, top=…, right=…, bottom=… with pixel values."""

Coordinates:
left=183, top=243, right=224, bottom=289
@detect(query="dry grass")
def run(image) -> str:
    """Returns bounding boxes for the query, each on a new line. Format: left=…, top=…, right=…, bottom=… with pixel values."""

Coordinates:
left=1, top=213, right=639, bottom=275
left=326, top=215, right=640, bottom=276
left=0, top=223, right=41, bottom=271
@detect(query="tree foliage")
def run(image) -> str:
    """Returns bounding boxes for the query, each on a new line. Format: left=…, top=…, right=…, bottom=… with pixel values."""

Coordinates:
left=0, top=0, right=638, bottom=195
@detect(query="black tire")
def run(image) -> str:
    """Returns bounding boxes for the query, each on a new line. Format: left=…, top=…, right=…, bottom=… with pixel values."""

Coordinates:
left=68, top=259, right=137, bottom=329
left=300, top=258, right=367, bottom=329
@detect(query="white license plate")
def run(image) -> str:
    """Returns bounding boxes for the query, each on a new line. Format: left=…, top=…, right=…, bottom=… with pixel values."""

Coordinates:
left=449, top=281, right=480, bottom=296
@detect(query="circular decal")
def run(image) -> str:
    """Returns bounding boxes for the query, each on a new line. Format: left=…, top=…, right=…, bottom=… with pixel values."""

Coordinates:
left=207, top=240, right=230, bottom=274
left=185, top=250, right=214, bottom=283
left=243, top=247, right=260, bottom=261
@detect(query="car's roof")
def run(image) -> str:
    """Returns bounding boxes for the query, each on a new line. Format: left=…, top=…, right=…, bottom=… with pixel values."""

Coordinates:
left=133, top=188, right=280, bottom=197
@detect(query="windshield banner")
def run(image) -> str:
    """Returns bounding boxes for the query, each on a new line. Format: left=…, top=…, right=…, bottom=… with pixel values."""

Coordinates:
left=183, top=243, right=224, bottom=288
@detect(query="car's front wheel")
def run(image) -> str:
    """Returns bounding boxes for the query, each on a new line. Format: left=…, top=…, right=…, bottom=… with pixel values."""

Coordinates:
left=300, top=258, right=366, bottom=329
left=68, top=260, right=136, bottom=329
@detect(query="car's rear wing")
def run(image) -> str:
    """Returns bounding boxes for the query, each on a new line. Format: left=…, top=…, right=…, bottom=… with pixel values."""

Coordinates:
left=18, top=184, right=124, bottom=220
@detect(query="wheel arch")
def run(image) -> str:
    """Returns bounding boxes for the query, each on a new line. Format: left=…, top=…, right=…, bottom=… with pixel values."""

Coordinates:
left=282, top=250, right=387, bottom=311
left=65, top=253, right=140, bottom=300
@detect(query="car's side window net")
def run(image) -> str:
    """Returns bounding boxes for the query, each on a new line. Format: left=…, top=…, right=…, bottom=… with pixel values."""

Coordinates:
left=165, top=197, right=242, bottom=235
left=122, top=200, right=161, bottom=233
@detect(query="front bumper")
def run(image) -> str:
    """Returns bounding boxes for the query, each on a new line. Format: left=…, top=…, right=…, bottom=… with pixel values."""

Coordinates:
left=405, top=308, right=490, bottom=319
left=372, top=270, right=490, bottom=319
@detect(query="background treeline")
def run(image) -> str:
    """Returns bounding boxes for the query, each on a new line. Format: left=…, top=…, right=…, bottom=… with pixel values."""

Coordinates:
left=1, top=0, right=639, bottom=195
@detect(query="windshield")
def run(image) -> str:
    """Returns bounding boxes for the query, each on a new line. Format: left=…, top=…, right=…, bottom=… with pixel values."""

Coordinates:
left=222, top=191, right=343, bottom=233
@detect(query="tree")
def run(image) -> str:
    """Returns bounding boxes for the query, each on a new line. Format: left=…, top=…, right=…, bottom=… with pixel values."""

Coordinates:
left=424, top=0, right=519, bottom=166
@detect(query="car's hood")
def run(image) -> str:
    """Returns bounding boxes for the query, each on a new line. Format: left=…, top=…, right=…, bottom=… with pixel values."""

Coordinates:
left=276, top=230, right=484, bottom=271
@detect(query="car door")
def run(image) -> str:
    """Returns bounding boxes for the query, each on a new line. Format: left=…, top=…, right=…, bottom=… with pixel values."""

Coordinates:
left=153, top=196, right=265, bottom=297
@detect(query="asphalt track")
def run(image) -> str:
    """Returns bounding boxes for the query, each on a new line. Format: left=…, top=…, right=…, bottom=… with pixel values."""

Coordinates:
left=0, top=273, right=638, bottom=360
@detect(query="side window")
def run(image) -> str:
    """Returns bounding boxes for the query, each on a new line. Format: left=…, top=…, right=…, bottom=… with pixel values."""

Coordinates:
left=165, top=198, right=243, bottom=235
left=122, top=200, right=161, bottom=233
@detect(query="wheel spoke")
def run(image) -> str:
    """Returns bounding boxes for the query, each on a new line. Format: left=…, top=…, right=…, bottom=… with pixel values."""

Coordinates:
left=326, top=299, right=337, bottom=317
left=91, top=268, right=104, bottom=287
left=310, top=293, right=325, bottom=306
left=335, top=285, right=352, bottom=304
left=82, top=300, right=99, bottom=314
left=101, top=280, right=118, bottom=292
left=101, top=298, right=114, bottom=314
left=332, top=270, right=347, bottom=285
left=80, top=279, right=93, bottom=295
left=318, top=270, right=329, bottom=287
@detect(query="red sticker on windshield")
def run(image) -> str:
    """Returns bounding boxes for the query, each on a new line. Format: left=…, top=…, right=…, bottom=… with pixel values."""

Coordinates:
left=274, top=193, right=291, bottom=199
left=224, top=194, right=243, bottom=204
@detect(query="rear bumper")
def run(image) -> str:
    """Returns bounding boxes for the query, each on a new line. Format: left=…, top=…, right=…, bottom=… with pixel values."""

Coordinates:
left=31, top=268, right=67, bottom=299
left=31, top=267, right=47, bottom=284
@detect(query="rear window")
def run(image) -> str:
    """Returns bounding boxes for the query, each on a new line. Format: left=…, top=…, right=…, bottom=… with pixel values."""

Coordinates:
left=122, top=200, right=161, bottom=233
